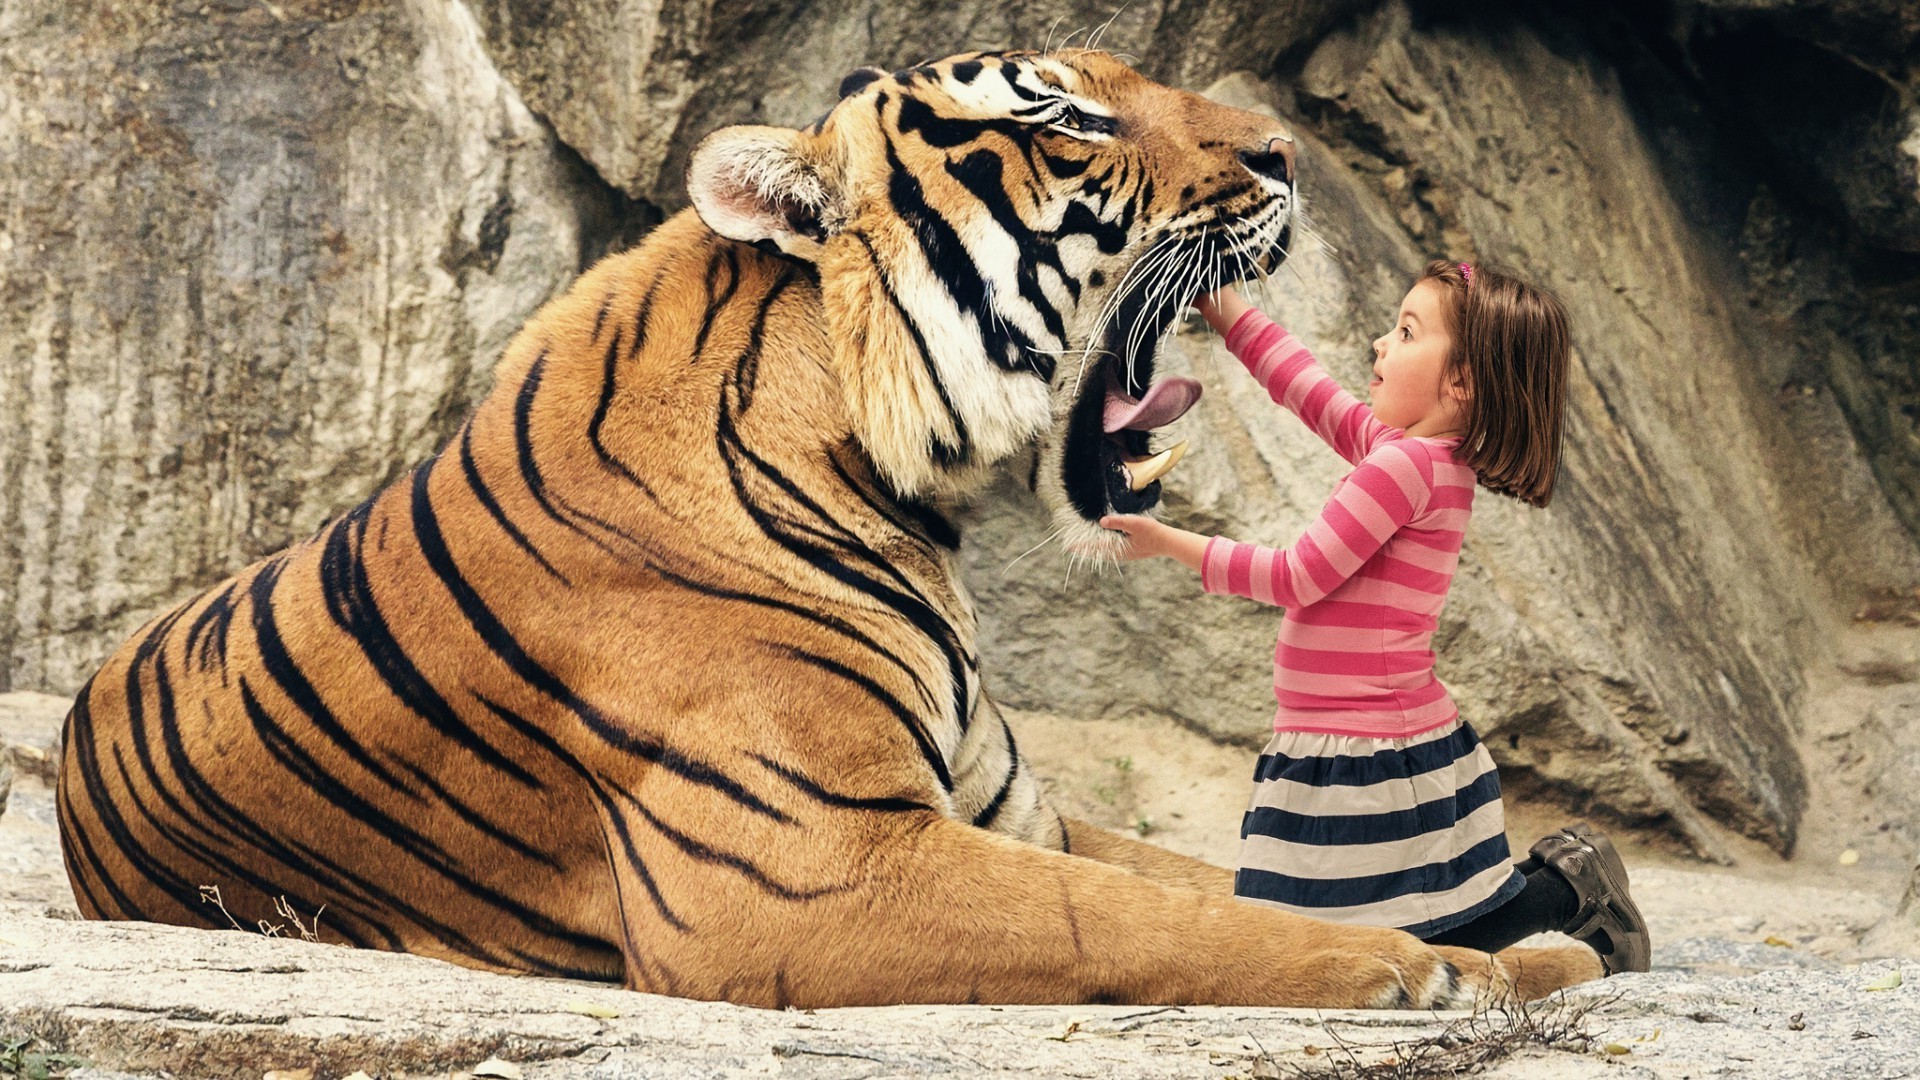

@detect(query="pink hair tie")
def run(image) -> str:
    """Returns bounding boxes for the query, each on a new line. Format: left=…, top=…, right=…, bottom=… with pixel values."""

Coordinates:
left=1459, top=262, right=1473, bottom=285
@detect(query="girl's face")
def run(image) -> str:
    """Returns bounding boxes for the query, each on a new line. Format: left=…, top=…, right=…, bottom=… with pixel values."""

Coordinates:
left=1369, top=279, right=1468, bottom=437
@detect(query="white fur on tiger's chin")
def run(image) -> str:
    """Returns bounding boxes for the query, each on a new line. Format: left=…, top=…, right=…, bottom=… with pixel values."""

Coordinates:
left=1057, top=510, right=1139, bottom=563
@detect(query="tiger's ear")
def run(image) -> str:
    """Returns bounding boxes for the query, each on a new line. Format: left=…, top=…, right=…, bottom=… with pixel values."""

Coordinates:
left=688, top=125, right=843, bottom=262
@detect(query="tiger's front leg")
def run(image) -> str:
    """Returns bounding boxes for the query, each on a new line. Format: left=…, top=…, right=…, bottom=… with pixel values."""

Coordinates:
left=587, top=786, right=1510, bottom=1009
left=1061, top=818, right=1236, bottom=895
left=950, top=698, right=1234, bottom=895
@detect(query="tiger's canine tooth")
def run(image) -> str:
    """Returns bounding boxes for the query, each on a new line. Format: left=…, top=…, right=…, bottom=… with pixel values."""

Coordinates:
left=1122, top=441, right=1187, bottom=491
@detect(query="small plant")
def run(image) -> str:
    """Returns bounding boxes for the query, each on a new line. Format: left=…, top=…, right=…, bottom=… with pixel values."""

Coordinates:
left=0, top=1036, right=84, bottom=1080
left=198, top=885, right=325, bottom=942
left=1254, top=991, right=1613, bottom=1078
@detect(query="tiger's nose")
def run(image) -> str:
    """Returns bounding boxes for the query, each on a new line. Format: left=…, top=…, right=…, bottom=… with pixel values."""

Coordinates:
left=1238, top=134, right=1296, bottom=185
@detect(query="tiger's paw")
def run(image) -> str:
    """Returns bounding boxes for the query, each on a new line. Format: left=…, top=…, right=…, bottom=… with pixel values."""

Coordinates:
left=1292, top=931, right=1510, bottom=1010
left=1430, top=944, right=1517, bottom=1007
left=1359, top=939, right=1508, bottom=1010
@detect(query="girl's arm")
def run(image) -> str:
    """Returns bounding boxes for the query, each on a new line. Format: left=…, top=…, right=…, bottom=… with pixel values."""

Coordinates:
left=1103, top=440, right=1434, bottom=607
left=1195, top=287, right=1393, bottom=466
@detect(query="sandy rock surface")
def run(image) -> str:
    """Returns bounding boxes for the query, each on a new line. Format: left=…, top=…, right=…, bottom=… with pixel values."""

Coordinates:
left=3, top=909, right=1917, bottom=1080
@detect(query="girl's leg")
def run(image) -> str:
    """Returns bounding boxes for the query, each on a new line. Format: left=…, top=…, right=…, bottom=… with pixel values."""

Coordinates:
left=1428, top=825, right=1651, bottom=975
left=1424, top=862, right=1577, bottom=952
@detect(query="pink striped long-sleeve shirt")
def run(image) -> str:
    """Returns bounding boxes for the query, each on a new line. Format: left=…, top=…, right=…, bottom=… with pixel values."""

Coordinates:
left=1201, top=310, right=1476, bottom=738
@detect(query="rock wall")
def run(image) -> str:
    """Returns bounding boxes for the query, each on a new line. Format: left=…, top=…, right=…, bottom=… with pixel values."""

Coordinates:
left=0, top=0, right=640, bottom=689
left=3, top=0, right=1919, bottom=854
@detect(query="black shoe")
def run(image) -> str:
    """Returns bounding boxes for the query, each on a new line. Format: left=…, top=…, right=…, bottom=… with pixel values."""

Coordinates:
left=1528, top=824, right=1651, bottom=975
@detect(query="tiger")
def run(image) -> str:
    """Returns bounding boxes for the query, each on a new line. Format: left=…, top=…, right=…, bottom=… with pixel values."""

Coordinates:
left=56, top=48, right=1601, bottom=1008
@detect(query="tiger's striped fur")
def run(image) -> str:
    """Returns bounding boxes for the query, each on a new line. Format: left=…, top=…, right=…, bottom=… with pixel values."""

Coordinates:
left=57, top=50, right=1598, bottom=1007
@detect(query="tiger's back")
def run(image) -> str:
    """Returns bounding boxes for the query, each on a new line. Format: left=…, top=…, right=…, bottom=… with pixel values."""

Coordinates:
left=57, top=216, right=992, bottom=980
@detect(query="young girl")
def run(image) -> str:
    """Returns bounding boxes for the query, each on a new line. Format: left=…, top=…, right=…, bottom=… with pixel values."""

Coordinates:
left=1102, top=263, right=1649, bottom=974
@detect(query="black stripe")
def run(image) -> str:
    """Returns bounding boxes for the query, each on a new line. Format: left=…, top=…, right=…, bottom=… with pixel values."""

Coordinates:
left=970, top=718, right=1020, bottom=828
left=469, top=691, right=592, bottom=779
left=594, top=825, right=656, bottom=991
left=513, top=352, right=622, bottom=558
left=730, top=266, right=797, bottom=412
left=714, top=399, right=975, bottom=737
left=614, top=785, right=846, bottom=901
left=782, top=645, right=952, bottom=790
left=586, top=318, right=656, bottom=497
left=248, top=557, right=423, bottom=801
left=318, top=501, right=547, bottom=790
left=240, top=676, right=612, bottom=960
left=589, top=778, right=687, bottom=932
left=944, top=148, right=1068, bottom=350
left=63, top=807, right=153, bottom=921
left=883, top=123, right=1036, bottom=374
left=58, top=812, right=109, bottom=917
left=390, top=758, right=565, bottom=871
left=503, top=945, right=620, bottom=982
left=114, top=648, right=386, bottom=944
left=155, top=687, right=411, bottom=950
left=101, top=618, right=461, bottom=957
left=894, top=86, right=1039, bottom=149
left=1233, top=831, right=1514, bottom=910
left=1191, top=181, right=1258, bottom=213
left=61, top=673, right=163, bottom=921
left=690, top=245, right=741, bottom=361
left=649, top=560, right=939, bottom=714
left=1251, top=725, right=1482, bottom=787
left=552, top=489, right=648, bottom=551
left=52, top=708, right=108, bottom=917
left=749, top=754, right=935, bottom=814
left=824, top=439, right=963, bottom=557
left=459, top=422, right=572, bottom=586
left=591, top=291, right=614, bottom=342
left=239, top=678, right=458, bottom=873
left=1239, top=767, right=1505, bottom=847
left=106, top=741, right=373, bottom=940
left=68, top=605, right=210, bottom=918
left=408, top=462, right=792, bottom=824
left=846, top=230, right=969, bottom=466
left=181, top=581, right=240, bottom=677
left=160, top=702, right=501, bottom=961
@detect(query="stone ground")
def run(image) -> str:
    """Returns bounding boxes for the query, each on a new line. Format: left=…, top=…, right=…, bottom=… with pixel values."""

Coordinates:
left=5, top=684, right=1920, bottom=1079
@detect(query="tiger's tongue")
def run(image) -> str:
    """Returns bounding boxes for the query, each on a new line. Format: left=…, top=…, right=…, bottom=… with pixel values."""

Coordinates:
left=1104, top=373, right=1203, bottom=433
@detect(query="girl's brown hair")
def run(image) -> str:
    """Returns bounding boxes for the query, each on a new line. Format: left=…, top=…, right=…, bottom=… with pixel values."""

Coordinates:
left=1419, top=259, right=1570, bottom=507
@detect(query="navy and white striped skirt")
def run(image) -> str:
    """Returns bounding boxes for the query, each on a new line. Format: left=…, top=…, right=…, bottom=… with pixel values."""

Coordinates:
left=1233, top=717, right=1524, bottom=939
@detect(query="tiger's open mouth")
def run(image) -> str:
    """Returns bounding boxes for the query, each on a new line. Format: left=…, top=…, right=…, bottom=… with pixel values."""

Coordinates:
left=1095, top=368, right=1201, bottom=513
left=1062, top=224, right=1286, bottom=521
left=1060, top=289, right=1201, bottom=520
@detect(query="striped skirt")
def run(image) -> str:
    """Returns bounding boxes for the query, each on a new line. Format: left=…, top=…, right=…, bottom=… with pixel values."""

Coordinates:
left=1233, top=717, right=1525, bottom=939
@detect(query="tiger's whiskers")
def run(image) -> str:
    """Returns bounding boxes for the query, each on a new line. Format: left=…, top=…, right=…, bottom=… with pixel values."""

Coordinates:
left=1004, top=524, right=1069, bottom=574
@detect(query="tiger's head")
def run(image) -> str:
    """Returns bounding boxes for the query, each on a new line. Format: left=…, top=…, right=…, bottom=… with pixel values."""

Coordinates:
left=688, top=49, right=1295, bottom=556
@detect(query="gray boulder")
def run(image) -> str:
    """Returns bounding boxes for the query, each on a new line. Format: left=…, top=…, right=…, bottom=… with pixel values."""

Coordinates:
left=0, top=0, right=628, bottom=694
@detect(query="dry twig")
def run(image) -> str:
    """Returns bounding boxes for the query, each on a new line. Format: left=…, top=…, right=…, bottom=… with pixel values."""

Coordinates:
left=1257, top=992, right=1617, bottom=1079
